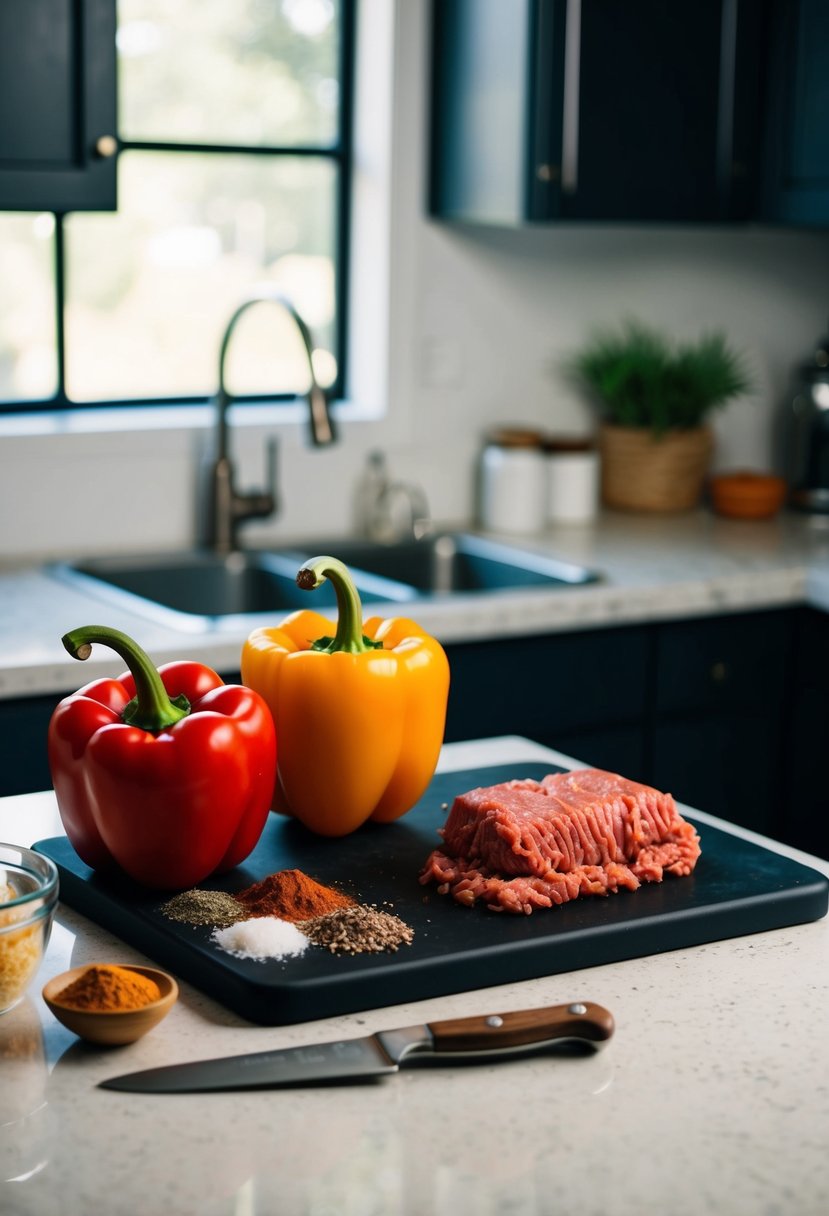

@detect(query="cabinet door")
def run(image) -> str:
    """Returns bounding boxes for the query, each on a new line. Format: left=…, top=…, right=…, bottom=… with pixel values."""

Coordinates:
left=430, top=0, right=767, bottom=225
left=443, top=625, right=650, bottom=747
left=552, top=724, right=647, bottom=782
left=651, top=712, right=781, bottom=835
left=760, top=0, right=829, bottom=225
left=0, top=694, right=58, bottom=797
left=430, top=0, right=539, bottom=224
left=557, top=0, right=764, bottom=222
left=782, top=608, right=829, bottom=859
left=653, top=610, right=791, bottom=717
left=0, top=0, right=117, bottom=211
left=650, top=610, right=792, bottom=836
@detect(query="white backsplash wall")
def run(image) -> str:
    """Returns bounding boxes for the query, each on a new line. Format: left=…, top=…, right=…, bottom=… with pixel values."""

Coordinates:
left=408, top=221, right=829, bottom=472
left=2, top=0, right=829, bottom=564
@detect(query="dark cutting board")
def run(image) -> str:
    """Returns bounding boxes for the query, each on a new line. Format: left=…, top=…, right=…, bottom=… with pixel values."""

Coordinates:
left=35, top=764, right=829, bottom=1026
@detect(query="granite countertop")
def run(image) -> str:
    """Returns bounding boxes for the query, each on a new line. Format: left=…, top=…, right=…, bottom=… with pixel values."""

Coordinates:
left=2, top=735, right=828, bottom=1216
left=2, top=508, right=829, bottom=699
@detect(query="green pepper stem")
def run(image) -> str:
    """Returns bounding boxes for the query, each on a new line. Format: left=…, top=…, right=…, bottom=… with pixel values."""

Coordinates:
left=296, top=557, right=382, bottom=654
left=61, top=625, right=190, bottom=731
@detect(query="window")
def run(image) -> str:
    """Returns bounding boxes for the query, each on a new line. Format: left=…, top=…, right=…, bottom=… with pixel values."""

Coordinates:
left=0, top=0, right=354, bottom=412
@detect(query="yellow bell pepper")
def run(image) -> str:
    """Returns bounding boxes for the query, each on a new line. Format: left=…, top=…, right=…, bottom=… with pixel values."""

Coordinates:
left=241, top=555, right=450, bottom=837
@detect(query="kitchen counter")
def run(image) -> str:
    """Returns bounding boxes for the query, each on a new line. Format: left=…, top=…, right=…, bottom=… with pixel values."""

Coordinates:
left=2, top=508, right=829, bottom=700
left=1, top=735, right=828, bottom=1216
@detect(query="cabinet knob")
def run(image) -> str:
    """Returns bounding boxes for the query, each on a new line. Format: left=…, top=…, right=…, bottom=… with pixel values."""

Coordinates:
left=711, top=661, right=728, bottom=683
left=536, top=163, right=559, bottom=183
left=94, top=135, right=118, bottom=159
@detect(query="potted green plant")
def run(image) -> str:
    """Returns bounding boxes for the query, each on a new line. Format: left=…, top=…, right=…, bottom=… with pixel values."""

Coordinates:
left=569, top=322, right=751, bottom=512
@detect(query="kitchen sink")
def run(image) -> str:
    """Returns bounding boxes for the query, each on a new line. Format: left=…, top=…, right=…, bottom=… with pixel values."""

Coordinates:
left=292, top=533, right=599, bottom=596
left=52, top=533, right=599, bottom=632
left=52, top=550, right=418, bottom=634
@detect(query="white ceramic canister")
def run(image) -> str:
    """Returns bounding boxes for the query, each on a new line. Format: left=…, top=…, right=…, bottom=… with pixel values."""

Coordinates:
left=545, top=436, right=600, bottom=524
left=479, top=428, right=547, bottom=533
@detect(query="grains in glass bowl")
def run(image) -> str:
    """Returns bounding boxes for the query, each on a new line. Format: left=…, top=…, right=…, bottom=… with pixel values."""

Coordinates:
left=0, top=845, right=59, bottom=1015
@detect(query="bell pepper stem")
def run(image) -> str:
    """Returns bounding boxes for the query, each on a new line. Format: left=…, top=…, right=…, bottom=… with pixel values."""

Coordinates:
left=297, top=557, right=383, bottom=654
left=61, top=625, right=190, bottom=731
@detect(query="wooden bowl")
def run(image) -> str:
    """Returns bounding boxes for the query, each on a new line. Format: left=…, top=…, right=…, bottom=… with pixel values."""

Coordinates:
left=42, top=964, right=178, bottom=1046
left=709, top=471, right=788, bottom=520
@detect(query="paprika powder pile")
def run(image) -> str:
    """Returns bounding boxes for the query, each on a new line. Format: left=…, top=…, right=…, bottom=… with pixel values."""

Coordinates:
left=55, top=964, right=161, bottom=1012
left=242, top=555, right=450, bottom=836
left=235, top=869, right=354, bottom=923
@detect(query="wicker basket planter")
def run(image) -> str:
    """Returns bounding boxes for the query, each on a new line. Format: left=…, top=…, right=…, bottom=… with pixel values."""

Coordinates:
left=599, top=423, right=714, bottom=513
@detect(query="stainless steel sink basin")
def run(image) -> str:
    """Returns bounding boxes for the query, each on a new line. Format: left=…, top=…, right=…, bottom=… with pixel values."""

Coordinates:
left=293, top=533, right=599, bottom=595
left=52, top=533, right=599, bottom=633
left=52, top=550, right=418, bottom=633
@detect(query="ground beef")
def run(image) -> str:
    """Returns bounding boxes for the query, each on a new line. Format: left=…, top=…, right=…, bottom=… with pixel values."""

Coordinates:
left=420, top=769, right=701, bottom=914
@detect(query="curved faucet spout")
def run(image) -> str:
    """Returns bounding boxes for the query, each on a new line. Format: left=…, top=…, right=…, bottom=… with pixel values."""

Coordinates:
left=216, top=288, right=336, bottom=454
left=207, top=288, right=337, bottom=554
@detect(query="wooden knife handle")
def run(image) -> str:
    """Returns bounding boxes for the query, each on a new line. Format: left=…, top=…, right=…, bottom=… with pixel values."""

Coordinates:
left=427, top=1001, right=614, bottom=1054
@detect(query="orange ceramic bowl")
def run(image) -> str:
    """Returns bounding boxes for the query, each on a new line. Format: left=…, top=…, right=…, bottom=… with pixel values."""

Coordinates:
left=709, top=471, right=788, bottom=520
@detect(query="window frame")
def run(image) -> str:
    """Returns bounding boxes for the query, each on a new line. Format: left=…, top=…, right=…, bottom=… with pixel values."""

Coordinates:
left=0, top=0, right=356, bottom=416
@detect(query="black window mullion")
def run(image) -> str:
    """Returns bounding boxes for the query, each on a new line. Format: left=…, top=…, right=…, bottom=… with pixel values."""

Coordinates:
left=335, top=0, right=356, bottom=401
left=54, top=212, right=68, bottom=406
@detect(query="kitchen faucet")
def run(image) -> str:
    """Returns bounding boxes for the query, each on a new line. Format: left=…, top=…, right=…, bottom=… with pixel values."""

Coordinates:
left=206, top=288, right=336, bottom=554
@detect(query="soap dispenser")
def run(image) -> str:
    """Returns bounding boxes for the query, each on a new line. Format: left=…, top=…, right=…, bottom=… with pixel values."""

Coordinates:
left=353, top=450, right=390, bottom=536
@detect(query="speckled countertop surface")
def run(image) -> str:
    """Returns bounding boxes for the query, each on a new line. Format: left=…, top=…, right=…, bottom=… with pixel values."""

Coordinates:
left=2, top=735, right=827, bottom=1216
left=3, top=507, right=829, bottom=699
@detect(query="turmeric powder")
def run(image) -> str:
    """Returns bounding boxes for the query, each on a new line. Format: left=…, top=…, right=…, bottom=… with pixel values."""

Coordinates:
left=54, top=964, right=161, bottom=1012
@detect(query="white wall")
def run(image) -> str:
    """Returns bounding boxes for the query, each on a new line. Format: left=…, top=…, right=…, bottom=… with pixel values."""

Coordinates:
left=2, top=0, right=829, bottom=564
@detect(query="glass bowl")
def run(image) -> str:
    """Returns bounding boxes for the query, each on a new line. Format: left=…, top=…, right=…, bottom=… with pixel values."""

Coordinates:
left=0, top=844, right=59, bottom=1015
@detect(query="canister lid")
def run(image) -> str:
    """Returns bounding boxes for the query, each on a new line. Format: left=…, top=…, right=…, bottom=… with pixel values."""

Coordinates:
left=484, top=426, right=546, bottom=449
left=542, top=434, right=596, bottom=454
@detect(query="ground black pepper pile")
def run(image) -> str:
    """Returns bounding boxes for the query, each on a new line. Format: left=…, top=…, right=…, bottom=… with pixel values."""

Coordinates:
left=300, top=905, right=414, bottom=955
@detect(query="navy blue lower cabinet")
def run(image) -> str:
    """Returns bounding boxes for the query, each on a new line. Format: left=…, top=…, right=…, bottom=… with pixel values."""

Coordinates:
left=651, top=712, right=783, bottom=838
left=550, top=725, right=647, bottom=784
left=0, top=693, right=59, bottom=797
left=782, top=609, right=829, bottom=859
left=442, top=624, right=651, bottom=751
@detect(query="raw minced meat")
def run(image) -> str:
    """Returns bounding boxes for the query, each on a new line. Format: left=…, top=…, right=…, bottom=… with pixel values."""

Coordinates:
left=419, top=769, right=701, bottom=914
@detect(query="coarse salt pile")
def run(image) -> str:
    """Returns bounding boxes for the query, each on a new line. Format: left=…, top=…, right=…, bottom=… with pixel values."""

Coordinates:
left=211, top=916, right=310, bottom=962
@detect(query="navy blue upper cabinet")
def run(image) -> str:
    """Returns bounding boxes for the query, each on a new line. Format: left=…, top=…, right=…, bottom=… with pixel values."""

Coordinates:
left=0, top=0, right=117, bottom=211
left=430, top=0, right=768, bottom=225
left=759, top=0, right=829, bottom=226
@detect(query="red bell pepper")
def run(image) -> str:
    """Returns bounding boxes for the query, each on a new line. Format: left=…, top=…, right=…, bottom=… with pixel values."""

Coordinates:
left=48, top=625, right=277, bottom=890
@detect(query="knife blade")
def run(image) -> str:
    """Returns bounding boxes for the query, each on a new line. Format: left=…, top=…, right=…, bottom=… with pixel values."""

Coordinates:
left=99, top=1001, right=614, bottom=1094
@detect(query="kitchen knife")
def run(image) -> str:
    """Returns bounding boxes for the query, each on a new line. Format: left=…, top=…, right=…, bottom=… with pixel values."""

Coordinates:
left=99, top=1001, right=614, bottom=1094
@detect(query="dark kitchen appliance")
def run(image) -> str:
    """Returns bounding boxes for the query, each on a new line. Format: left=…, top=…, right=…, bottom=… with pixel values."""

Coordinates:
left=783, top=324, right=829, bottom=512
